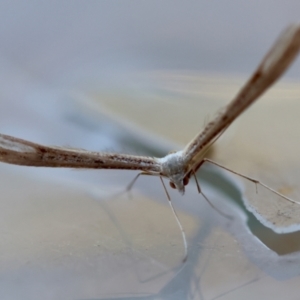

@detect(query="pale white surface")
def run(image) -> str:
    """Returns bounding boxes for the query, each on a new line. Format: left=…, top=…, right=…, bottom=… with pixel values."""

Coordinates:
left=0, top=2, right=300, bottom=300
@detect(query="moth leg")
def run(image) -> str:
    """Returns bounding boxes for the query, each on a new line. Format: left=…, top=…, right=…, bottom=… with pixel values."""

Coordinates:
left=192, top=172, right=233, bottom=220
left=203, top=158, right=300, bottom=206
left=127, top=172, right=188, bottom=262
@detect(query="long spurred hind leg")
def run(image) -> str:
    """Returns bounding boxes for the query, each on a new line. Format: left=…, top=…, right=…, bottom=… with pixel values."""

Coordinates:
left=203, top=158, right=300, bottom=205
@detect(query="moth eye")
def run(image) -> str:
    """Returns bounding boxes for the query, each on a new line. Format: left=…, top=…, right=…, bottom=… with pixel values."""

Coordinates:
left=169, top=182, right=176, bottom=189
left=183, top=177, right=189, bottom=186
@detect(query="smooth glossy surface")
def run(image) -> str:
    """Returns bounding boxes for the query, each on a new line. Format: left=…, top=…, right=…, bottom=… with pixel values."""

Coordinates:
left=0, top=3, right=300, bottom=300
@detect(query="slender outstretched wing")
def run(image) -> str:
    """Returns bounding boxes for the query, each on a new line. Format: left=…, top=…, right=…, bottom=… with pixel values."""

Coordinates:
left=183, top=24, right=300, bottom=170
left=0, top=133, right=161, bottom=172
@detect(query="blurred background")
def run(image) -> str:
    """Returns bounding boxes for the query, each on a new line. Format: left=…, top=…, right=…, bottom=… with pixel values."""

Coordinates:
left=0, top=1, right=300, bottom=300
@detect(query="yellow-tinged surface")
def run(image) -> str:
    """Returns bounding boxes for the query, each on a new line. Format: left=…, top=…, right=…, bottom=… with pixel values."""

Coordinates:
left=1, top=72, right=300, bottom=299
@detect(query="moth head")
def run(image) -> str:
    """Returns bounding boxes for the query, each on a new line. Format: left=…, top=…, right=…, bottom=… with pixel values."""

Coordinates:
left=159, top=151, right=188, bottom=195
left=169, top=176, right=189, bottom=192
